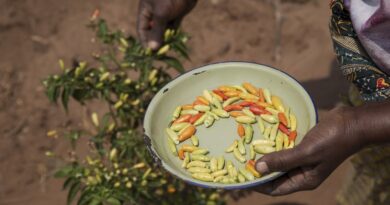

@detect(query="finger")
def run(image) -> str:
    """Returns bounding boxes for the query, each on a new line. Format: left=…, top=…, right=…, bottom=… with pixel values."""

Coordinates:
left=145, top=16, right=167, bottom=50
left=137, top=1, right=153, bottom=48
left=255, top=167, right=317, bottom=196
left=255, top=146, right=311, bottom=175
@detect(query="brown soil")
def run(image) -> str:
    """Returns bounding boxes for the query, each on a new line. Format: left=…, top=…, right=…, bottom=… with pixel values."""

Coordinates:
left=0, top=0, right=351, bottom=204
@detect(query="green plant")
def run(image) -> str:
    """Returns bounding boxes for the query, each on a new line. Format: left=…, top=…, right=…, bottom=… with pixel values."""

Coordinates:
left=43, top=13, right=225, bottom=205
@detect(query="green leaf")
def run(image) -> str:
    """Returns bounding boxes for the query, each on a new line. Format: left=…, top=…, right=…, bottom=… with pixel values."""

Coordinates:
left=61, top=86, right=71, bottom=111
left=67, top=181, right=81, bottom=205
left=54, top=166, right=74, bottom=178
left=89, top=198, right=101, bottom=205
left=63, top=177, right=75, bottom=190
left=47, top=84, right=60, bottom=102
left=97, top=19, right=108, bottom=40
left=160, top=56, right=184, bottom=73
left=106, top=198, right=121, bottom=205
left=173, top=43, right=190, bottom=60
left=77, top=189, right=93, bottom=205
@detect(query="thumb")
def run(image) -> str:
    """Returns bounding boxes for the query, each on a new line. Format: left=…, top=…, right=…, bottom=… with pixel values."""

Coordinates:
left=255, top=146, right=308, bottom=175
left=144, top=16, right=167, bottom=50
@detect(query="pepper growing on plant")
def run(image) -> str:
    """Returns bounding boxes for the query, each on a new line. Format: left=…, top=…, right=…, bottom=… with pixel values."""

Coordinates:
left=43, top=14, right=225, bottom=205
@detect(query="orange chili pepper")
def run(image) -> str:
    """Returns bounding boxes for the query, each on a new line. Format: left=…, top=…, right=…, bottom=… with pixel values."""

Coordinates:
left=218, top=86, right=236, bottom=92
left=237, top=124, right=245, bottom=138
left=213, top=89, right=228, bottom=100
left=248, top=160, right=255, bottom=167
left=278, top=112, right=288, bottom=127
left=245, top=163, right=261, bottom=178
left=178, top=125, right=196, bottom=142
left=242, top=82, right=259, bottom=96
left=173, top=114, right=191, bottom=124
left=189, top=113, right=204, bottom=124
left=278, top=123, right=290, bottom=135
left=193, top=99, right=207, bottom=106
left=178, top=149, right=185, bottom=160
left=223, top=104, right=243, bottom=112
left=229, top=111, right=245, bottom=117
left=196, top=96, right=209, bottom=105
left=224, top=91, right=241, bottom=97
left=255, top=101, right=272, bottom=108
left=258, top=88, right=265, bottom=102
left=289, top=130, right=297, bottom=142
left=182, top=104, right=193, bottom=110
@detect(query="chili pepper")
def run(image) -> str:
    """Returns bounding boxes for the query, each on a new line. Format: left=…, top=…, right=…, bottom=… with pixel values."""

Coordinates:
left=196, top=96, right=210, bottom=105
left=213, top=89, right=228, bottom=100
left=229, top=111, right=245, bottom=117
left=182, top=104, right=193, bottom=110
left=218, top=85, right=236, bottom=92
left=238, top=101, right=256, bottom=107
left=289, top=130, right=297, bottom=142
left=248, top=160, right=255, bottom=167
left=237, top=124, right=245, bottom=138
left=258, top=88, right=265, bottom=102
left=173, top=114, right=191, bottom=124
left=193, top=99, right=207, bottom=106
left=189, top=113, right=204, bottom=124
left=242, top=82, right=259, bottom=96
left=222, top=97, right=240, bottom=107
left=245, top=163, right=260, bottom=178
left=278, top=123, right=290, bottom=135
left=182, top=144, right=198, bottom=152
left=278, top=112, right=288, bottom=127
left=178, top=149, right=185, bottom=160
left=224, top=91, right=241, bottom=97
left=249, top=105, right=270, bottom=115
left=178, top=125, right=196, bottom=142
left=223, top=104, right=243, bottom=112
left=271, top=96, right=285, bottom=112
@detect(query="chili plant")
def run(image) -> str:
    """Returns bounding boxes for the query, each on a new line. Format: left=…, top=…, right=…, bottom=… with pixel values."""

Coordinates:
left=43, top=15, right=225, bottom=205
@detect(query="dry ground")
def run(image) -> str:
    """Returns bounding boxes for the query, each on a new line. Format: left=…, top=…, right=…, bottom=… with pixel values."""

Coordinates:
left=0, top=0, right=351, bottom=204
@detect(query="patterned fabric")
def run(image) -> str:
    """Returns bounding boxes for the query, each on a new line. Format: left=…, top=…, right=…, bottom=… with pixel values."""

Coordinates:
left=329, top=1, right=390, bottom=205
left=330, top=0, right=390, bottom=102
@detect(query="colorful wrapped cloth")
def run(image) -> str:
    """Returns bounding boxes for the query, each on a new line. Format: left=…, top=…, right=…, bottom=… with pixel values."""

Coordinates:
left=329, top=0, right=390, bottom=204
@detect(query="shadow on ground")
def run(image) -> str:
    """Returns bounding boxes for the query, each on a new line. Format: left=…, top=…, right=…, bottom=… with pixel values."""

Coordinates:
left=300, top=59, right=349, bottom=110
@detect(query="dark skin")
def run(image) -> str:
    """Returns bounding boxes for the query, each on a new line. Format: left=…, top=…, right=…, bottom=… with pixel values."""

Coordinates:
left=137, top=0, right=197, bottom=50
left=137, top=0, right=390, bottom=195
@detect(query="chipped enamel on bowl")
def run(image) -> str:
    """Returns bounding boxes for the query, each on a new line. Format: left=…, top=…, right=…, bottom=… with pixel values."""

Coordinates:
left=144, top=62, right=318, bottom=189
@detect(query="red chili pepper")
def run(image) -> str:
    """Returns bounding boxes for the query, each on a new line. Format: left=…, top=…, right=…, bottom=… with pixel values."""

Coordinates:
left=278, top=123, right=290, bottom=135
left=223, top=104, right=243, bottom=112
left=289, top=131, right=297, bottom=142
left=212, top=89, right=228, bottom=100
left=278, top=112, right=288, bottom=127
left=189, top=113, right=204, bottom=124
left=249, top=105, right=269, bottom=115
left=173, top=114, right=191, bottom=124
left=238, top=101, right=256, bottom=107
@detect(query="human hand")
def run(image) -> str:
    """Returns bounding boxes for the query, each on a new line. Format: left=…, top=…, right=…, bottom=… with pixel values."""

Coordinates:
left=254, top=107, right=363, bottom=196
left=137, top=0, right=197, bottom=50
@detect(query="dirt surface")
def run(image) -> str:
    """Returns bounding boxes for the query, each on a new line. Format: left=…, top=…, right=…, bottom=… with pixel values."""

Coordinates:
left=0, top=0, right=351, bottom=204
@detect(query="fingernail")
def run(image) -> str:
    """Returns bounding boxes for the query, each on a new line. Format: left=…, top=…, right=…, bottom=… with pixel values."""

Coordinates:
left=256, top=161, right=269, bottom=174
left=147, top=40, right=159, bottom=50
